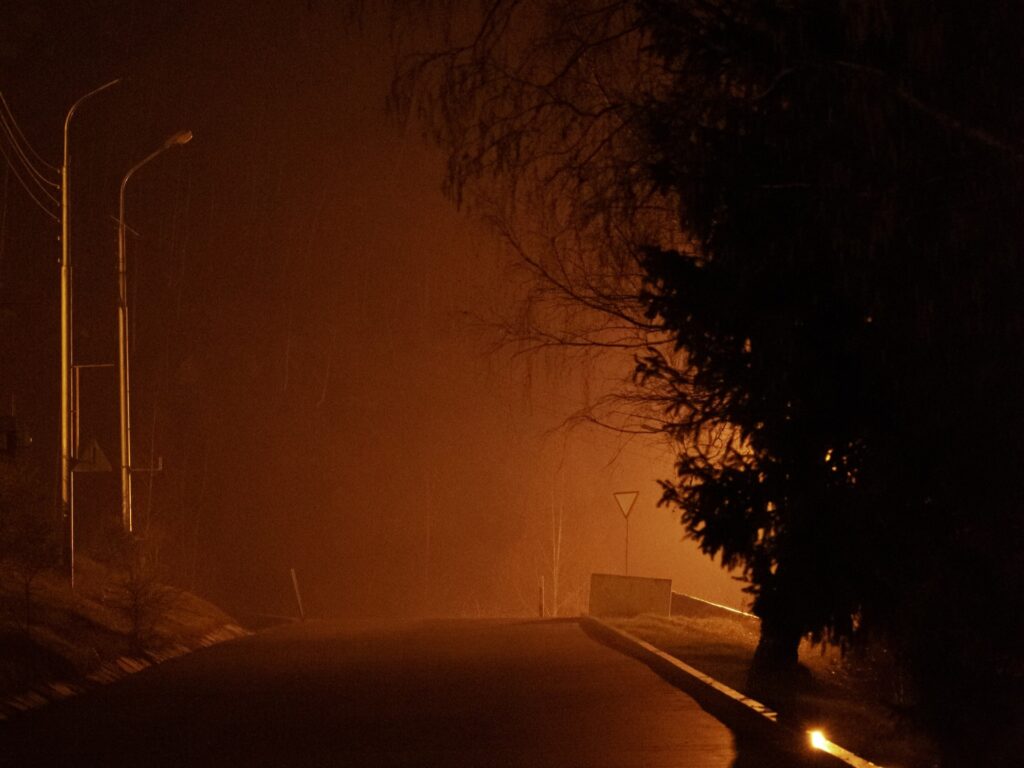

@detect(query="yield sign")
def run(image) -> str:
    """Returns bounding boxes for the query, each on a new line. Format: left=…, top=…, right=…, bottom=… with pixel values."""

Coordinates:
left=613, top=491, right=638, bottom=518
left=73, top=437, right=112, bottom=473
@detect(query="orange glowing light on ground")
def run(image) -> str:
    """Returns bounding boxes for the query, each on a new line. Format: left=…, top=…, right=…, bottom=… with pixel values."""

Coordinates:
left=806, top=728, right=887, bottom=767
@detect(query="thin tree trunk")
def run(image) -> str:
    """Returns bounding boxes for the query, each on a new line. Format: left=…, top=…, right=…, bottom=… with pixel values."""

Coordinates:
left=751, top=573, right=803, bottom=673
left=752, top=614, right=802, bottom=671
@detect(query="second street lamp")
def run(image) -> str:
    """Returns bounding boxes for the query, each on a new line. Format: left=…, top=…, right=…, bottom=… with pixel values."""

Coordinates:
left=117, top=129, right=193, bottom=535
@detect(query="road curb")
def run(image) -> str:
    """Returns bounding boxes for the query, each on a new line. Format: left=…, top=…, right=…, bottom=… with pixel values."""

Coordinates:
left=580, top=616, right=882, bottom=768
left=0, top=623, right=250, bottom=722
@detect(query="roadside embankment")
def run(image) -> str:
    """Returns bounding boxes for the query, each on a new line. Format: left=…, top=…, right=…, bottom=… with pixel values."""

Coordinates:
left=0, top=556, right=246, bottom=718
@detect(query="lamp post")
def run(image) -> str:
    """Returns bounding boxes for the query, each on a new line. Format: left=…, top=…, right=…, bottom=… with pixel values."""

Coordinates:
left=61, top=78, right=120, bottom=584
left=117, top=129, right=193, bottom=535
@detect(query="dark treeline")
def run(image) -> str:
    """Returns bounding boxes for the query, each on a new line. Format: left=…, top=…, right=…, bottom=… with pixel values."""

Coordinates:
left=396, top=1, right=1024, bottom=763
left=638, top=2, right=1024, bottom=759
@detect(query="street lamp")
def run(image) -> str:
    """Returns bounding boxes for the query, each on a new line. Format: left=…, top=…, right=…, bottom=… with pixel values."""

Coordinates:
left=117, top=129, right=193, bottom=535
left=60, top=78, right=120, bottom=584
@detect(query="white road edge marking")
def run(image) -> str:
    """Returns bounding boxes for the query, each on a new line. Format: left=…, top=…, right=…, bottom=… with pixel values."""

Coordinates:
left=592, top=618, right=886, bottom=768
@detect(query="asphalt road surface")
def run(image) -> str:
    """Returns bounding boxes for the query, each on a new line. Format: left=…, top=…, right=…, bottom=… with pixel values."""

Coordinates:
left=0, top=619, right=817, bottom=767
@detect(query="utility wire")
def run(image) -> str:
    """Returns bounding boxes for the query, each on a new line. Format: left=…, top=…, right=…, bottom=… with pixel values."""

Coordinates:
left=0, top=92, right=61, bottom=223
left=0, top=139, right=59, bottom=222
left=0, top=92, right=59, bottom=173
left=0, top=112, right=60, bottom=197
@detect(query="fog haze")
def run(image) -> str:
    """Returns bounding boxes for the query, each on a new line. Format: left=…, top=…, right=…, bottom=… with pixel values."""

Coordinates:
left=0, top=0, right=744, bottom=618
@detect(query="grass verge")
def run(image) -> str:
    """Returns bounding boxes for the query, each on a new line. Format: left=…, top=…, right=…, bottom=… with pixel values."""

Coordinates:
left=606, top=604, right=940, bottom=768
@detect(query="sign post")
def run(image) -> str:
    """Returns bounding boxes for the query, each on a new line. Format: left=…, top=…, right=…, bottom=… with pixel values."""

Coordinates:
left=613, top=491, right=639, bottom=576
left=290, top=567, right=306, bottom=621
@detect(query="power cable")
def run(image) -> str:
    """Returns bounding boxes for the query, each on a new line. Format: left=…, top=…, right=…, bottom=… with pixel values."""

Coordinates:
left=0, top=139, right=59, bottom=222
left=0, top=112, right=60, bottom=198
left=0, top=92, right=60, bottom=173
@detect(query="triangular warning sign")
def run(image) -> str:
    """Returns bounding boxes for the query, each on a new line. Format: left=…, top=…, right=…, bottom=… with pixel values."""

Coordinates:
left=613, top=491, right=638, bottom=518
left=73, top=437, right=112, bottom=473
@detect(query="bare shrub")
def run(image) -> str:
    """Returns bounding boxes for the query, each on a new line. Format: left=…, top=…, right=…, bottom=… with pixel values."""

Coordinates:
left=0, top=457, right=58, bottom=636
left=114, top=536, right=179, bottom=654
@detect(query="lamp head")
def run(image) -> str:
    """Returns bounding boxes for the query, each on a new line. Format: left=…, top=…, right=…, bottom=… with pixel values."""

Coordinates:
left=165, top=130, right=193, bottom=148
